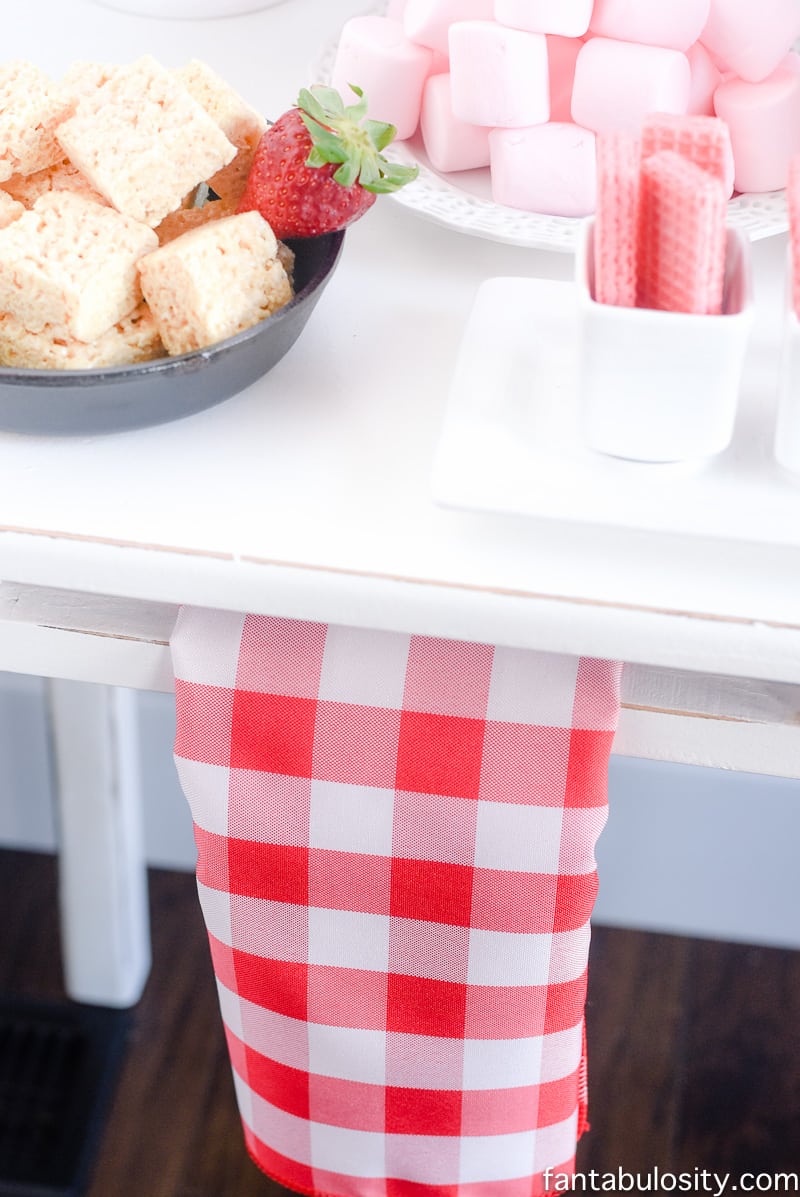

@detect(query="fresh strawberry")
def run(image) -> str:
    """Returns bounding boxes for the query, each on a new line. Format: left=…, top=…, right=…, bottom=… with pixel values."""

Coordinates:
left=237, top=84, right=418, bottom=239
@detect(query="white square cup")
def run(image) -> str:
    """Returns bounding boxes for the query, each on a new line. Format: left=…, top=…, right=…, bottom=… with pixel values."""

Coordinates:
left=575, top=218, right=754, bottom=463
left=773, top=247, right=800, bottom=477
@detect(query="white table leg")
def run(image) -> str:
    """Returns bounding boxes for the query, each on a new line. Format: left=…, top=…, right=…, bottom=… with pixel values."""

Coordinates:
left=48, top=679, right=151, bottom=1007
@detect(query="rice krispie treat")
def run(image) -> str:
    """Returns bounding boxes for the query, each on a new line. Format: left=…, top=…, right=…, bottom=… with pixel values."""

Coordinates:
left=155, top=196, right=236, bottom=245
left=56, top=56, right=237, bottom=227
left=206, top=147, right=255, bottom=208
left=3, top=157, right=109, bottom=208
left=0, top=191, right=158, bottom=342
left=138, top=210, right=292, bottom=355
left=58, top=60, right=119, bottom=107
left=0, top=189, right=24, bottom=229
left=0, top=61, right=73, bottom=183
left=173, top=59, right=267, bottom=151
left=0, top=302, right=164, bottom=370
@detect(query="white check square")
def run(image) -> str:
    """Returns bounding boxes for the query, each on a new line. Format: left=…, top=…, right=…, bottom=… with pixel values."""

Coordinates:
left=308, top=1022, right=387, bottom=1085
left=462, top=1035, right=544, bottom=1091
left=474, top=801, right=564, bottom=874
left=318, top=625, right=410, bottom=708
left=310, top=1121, right=387, bottom=1178
left=459, top=1129, right=536, bottom=1183
left=487, top=648, right=579, bottom=728
left=309, top=779, right=395, bottom=856
left=467, top=928, right=554, bottom=987
left=308, top=906, right=390, bottom=972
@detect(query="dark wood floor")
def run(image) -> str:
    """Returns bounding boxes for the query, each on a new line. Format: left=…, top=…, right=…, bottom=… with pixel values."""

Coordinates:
left=2, top=847, right=798, bottom=1195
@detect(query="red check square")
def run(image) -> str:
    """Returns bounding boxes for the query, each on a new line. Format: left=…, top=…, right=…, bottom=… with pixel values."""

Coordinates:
left=386, top=974, right=468, bottom=1038
left=395, top=710, right=485, bottom=800
left=385, top=1085, right=463, bottom=1136
left=230, top=690, right=317, bottom=776
left=389, top=857, right=474, bottom=927
left=227, top=839, right=309, bottom=905
left=239, top=1042, right=311, bottom=1120
left=565, top=729, right=616, bottom=807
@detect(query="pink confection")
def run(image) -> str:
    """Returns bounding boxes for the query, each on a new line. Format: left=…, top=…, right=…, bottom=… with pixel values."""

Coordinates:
left=788, top=156, right=800, bottom=318
left=494, top=0, right=593, bottom=38
left=686, top=40, right=723, bottom=114
left=699, top=0, right=800, bottom=83
left=420, top=72, right=491, bottom=172
left=589, top=0, right=710, bottom=51
left=331, top=15, right=434, bottom=141
left=781, top=51, right=800, bottom=77
left=637, top=150, right=727, bottom=315
left=593, top=131, right=640, bottom=307
left=449, top=20, right=550, bottom=128
left=640, top=112, right=734, bottom=197
left=571, top=38, right=691, bottom=135
left=489, top=121, right=596, bottom=216
left=713, top=66, right=800, bottom=192
left=403, top=0, right=494, bottom=56
left=547, top=34, right=583, bottom=121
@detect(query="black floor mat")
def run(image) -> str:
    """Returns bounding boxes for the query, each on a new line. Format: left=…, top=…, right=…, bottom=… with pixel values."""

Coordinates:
left=0, top=995, right=129, bottom=1197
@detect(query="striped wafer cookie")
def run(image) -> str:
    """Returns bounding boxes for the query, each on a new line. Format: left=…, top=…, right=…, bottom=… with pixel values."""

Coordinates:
left=641, top=112, right=734, bottom=197
left=788, top=155, right=800, bottom=319
left=637, top=150, right=727, bottom=315
left=593, top=131, right=640, bottom=308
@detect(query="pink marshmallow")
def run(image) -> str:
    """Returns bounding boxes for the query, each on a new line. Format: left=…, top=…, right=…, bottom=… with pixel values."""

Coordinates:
left=489, top=121, right=596, bottom=215
left=449, top=20, right=550, bottom=127
left=494, top=0, right=593, bottom=38
left=420, top=72, right=492, bottom=171
left=331, top=16, right=434, bottom=141
left=403, top=0, right=494, bottom=56
left=547, top=34, right=583, bottom=122
left=713, top=66, right=800, bottom=192
left=589, top=0, right=710, bottom=51
left=571, top=38, right=691, bottom=135
left=783, top=51, right=800, bottom=77
left=700, top=0, right=800, bottom=83
left=686, top=40, right=723, bottom=114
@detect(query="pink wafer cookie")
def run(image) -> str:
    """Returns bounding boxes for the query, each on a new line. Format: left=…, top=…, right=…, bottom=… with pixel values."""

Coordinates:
left=636, top=149, right=727, bottom=315
left=641, top=112, right=734, bottom=197
left=593, top=131, right=640, bottom=307
left=787, top=155, right=800, bottom=318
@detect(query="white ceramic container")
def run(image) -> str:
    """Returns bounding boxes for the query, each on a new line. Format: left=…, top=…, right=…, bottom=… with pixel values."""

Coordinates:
left=575, top=218, right=754, bottom=463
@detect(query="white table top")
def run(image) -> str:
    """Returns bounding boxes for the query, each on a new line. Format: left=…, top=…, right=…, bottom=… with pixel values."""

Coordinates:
left=1, top=0, right=800, bottom=684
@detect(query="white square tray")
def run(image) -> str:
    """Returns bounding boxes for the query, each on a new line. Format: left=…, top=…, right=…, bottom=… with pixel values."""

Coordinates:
left=431, top=275, right=800, bottom=548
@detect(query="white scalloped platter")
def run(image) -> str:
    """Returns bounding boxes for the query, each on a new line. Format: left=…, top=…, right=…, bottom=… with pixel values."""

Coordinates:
left=314, top=39, right=790, bottom=252
left=384, top=136, right=789, bottom=252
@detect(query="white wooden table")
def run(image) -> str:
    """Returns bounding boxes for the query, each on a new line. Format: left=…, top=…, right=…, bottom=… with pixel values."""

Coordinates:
left=2, top=0, right=799, bottom=1007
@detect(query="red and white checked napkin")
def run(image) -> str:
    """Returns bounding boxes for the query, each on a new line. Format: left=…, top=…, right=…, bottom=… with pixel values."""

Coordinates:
left=171, top=609, right=621, bottom=1197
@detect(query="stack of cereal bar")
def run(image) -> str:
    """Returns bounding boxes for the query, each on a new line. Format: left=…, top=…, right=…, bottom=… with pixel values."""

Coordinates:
left=0, top=55, right=293, bottom=369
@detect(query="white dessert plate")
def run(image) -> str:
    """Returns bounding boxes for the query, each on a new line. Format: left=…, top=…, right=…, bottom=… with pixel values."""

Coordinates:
left=315, top=38, right=790, bottom=252
left=431, top=275, right=800, bottom=546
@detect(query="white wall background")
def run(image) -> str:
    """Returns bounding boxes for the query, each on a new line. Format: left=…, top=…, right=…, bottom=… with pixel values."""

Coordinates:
left=1, top=672, right=798, bottom=950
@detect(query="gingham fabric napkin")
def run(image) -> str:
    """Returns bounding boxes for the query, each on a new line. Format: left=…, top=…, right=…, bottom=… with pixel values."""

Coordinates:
left=171, top=608, right=621, bottom=1196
